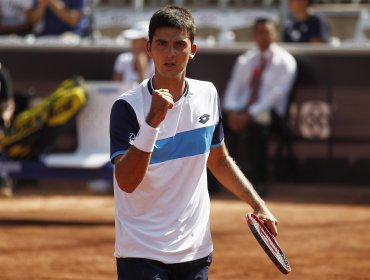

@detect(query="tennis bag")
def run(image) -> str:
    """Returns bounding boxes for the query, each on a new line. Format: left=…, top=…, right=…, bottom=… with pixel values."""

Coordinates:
left=0, top=77, right=87, bottom=159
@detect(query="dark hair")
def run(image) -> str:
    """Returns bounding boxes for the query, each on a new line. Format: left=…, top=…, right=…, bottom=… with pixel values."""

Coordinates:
left=252, top=17, right=276, bottom=31
left=148, top=5, right=196, bottom=44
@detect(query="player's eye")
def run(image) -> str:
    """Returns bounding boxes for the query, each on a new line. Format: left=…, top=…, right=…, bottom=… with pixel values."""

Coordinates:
left=156, top=40, right=167, bottom=46
left=176, top=41, right=186, bottom=48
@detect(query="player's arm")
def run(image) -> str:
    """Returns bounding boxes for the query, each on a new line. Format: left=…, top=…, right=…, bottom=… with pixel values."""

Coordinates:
left=114, top=147, right=151, bottom=193
left=207, top=143, right=278, bottom=236
left=114, top=89, right=174, bottom=193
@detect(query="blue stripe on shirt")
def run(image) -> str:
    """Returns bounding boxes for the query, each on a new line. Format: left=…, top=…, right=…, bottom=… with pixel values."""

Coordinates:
left=150, top=125, right=216, bottom=164
left=110, top=125, right=223, bottom=164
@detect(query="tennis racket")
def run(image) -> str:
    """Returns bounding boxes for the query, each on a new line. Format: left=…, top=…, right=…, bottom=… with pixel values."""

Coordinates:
left=246, top=213, right=291, bottom=274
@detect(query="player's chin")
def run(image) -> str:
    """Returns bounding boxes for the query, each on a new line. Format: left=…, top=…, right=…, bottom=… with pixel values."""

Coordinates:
left=159, top=69, right=182, bottom=79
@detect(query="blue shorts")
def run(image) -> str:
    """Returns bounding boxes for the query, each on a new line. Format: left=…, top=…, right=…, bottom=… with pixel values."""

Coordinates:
left=116, top=253, right=212, bottom=280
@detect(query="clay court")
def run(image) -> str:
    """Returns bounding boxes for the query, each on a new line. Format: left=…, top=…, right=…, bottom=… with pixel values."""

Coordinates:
left=0, top=181, right=369, bottom=280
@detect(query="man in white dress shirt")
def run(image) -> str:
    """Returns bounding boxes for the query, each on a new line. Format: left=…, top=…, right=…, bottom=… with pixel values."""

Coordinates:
left=223, top=18, right=297, bottom=196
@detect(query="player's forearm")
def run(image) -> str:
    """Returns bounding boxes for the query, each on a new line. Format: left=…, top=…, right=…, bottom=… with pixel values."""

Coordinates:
left=208, top=146, right=265, bottom=210
left=114, top=147, right=151, bottom=193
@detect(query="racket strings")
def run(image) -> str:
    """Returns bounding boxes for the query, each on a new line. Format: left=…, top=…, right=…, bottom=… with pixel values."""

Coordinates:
left=251, top=217, right=291, bottom=270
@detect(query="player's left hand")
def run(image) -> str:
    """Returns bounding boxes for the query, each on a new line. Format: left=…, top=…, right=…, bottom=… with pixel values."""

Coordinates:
left=254, top=208, right=278, bottom=237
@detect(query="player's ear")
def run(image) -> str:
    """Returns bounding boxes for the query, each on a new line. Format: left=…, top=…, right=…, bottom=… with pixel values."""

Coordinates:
left=189, top=43, right=197, bottom=59
left=146, top=41, right=152, bottom=57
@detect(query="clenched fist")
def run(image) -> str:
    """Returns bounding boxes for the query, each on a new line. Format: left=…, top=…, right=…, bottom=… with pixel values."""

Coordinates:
left=146, top=89, right=174, bottom=128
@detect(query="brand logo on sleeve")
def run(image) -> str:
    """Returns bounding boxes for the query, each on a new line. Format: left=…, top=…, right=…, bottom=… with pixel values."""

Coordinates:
left=129, top=133, right=136, bottom=144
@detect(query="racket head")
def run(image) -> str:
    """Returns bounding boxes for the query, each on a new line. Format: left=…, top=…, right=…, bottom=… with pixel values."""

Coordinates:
left=246, top=213, right=291, bottom=274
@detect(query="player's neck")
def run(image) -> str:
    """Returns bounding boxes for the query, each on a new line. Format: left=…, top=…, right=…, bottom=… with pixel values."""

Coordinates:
left=152, top=75, right=186, bottom=102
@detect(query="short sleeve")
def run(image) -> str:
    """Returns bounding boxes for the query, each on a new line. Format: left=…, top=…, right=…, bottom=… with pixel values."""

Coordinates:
left=69, top=0, right=84, bottom=10
left=110, top=99, right=140, bottom=163
left=211, top=96, right=224, bottom=148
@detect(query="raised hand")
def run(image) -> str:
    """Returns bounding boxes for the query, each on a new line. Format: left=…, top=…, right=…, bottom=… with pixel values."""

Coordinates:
left=146, top=88, right=174, bottom=128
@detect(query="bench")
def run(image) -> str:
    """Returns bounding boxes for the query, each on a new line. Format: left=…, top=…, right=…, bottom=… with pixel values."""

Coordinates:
left=0, top=81, right=132, bottom=181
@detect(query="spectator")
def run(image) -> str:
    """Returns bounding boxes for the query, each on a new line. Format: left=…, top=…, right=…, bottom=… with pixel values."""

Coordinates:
left=283, top=0, right=329, bottom=43
left=112, top=21, right=154, bottom=85
left=26, top=0, right=90, bottom=37
left=0, top=64, right=14, bottom=138
left=0, top=63, right=15, bottom=197
left=0, top=0, right=33, bottom=36
left=223, top=18, right=297, bottom=196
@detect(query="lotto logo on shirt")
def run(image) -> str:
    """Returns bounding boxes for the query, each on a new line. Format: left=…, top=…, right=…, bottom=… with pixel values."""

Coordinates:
left=198, top=114, right=210, bottom=124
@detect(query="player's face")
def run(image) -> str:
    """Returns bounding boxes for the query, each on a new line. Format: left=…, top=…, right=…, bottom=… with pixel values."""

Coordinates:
left=146, top=27, right=196, bottom=79
left=253, top=22, right=276, bottom=51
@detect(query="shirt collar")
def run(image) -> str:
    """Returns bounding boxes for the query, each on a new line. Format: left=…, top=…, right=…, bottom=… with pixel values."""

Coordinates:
left=147, top=76, right=189, bottom=97
left=259, top=44, right=274, bottom=60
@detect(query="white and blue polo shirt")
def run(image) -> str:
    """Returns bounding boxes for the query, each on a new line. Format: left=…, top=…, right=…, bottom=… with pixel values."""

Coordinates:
left=110, top=77, right=224, bottom=263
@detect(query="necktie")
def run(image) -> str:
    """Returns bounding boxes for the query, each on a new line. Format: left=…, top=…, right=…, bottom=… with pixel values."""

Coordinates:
left=247, top=55, right=268, bottom=108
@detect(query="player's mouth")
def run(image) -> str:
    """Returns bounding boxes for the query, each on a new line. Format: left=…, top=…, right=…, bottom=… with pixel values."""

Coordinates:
left=164, top=62, right=176, bottom=67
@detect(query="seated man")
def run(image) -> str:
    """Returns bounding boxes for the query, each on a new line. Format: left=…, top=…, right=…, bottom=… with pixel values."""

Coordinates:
left=0, top=63, right=15, bottom=197
left=26, top=0, right=90, bottom=37
left=0, top=0, right=34, bottom=36
left=223, top=18, right=297, bottom=196
left=283, top=0, right=330, bottom=43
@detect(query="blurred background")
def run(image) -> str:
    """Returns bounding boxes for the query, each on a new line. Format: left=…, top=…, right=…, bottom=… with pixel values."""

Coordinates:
left=0, top=2, right=369, bottom=279
left=0, top=0, right=370, bottom=194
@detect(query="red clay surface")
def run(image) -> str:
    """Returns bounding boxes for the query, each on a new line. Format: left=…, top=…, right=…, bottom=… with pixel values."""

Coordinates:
left=0, top=180, right=369, bottom=280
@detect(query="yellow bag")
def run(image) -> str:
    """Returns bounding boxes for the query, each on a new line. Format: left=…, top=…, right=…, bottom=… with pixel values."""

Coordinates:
left=1, top=77, right=87, bottom=159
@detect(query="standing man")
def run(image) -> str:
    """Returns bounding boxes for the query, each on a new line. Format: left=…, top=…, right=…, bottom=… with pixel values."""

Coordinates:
left=283, top=0, right=330, bottom=43
left=110, top=6, right=278, bottom=280
left=223, top=18, right=297, bottom=196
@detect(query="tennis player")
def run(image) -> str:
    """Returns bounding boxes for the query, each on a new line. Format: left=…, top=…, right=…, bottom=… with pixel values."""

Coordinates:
left=110, top=5, right=278, bottom=280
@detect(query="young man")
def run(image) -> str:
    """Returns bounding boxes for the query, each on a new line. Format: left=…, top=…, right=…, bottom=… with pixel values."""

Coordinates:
left=110, top=6, right=278, bottom=280
left=223, top=18, right=297, bottom=196
left=283, top=0, right=330, bottom=43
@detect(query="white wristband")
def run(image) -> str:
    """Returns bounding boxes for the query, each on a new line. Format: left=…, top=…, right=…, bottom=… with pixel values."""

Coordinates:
left=132, top=121, right=159, bottom=153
